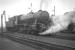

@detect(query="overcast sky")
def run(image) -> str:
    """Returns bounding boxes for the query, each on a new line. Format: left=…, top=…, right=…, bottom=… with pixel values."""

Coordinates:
left=0, top=0, right=75, bottom=27
left=0, top=0, right=75, bottom=16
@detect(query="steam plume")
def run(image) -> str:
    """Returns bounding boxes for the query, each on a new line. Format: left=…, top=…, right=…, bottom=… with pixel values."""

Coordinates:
left=39, top=11, right=75, bottom=35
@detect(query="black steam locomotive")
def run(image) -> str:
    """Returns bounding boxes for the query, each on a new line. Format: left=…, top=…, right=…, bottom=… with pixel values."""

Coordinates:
left=6, top=10, right=52, bottom=34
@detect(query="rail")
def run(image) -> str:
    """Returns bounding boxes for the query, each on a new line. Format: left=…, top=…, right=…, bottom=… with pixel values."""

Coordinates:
left=3, top=33, right=74, bottom=50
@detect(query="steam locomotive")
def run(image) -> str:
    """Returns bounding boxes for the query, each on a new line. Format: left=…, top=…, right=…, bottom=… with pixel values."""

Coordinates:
left=6, top=10, right=52, bottom=34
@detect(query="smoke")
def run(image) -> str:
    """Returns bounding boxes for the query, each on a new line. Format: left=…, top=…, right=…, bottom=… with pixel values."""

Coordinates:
left=40, top=0, right=50, bottom=11
left=39, top=11, right=75, bottom=35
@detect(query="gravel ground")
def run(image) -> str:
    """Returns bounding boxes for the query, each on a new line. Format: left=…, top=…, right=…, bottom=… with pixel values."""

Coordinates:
left=0, top=37, right=37, bottom=50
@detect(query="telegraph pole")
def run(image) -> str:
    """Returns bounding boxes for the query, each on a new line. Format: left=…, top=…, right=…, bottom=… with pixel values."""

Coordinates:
left=54, top=5, right=55, bottom=16
left=51, top=0, right=56, bottom=16
left=28, top=3, right=33, bottom=12
left=31, top=3, right=32, bottom=12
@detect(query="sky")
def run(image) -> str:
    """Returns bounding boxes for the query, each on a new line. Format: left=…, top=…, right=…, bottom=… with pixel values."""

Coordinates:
left=0, top=0, right=75, bottom=27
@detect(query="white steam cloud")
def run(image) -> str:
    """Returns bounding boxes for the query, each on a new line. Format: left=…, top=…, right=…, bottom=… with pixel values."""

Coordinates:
left=39, top=10, right=75, bottom=35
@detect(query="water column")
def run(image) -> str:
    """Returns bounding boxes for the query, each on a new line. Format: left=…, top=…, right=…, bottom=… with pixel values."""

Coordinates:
left=1, top=10, right=7, bottom=32
left=1, top=13, right=3, bottom=33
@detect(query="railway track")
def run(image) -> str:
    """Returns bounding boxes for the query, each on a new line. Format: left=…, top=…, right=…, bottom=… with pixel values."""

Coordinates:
left=3, top=32, right=75, bottom=50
